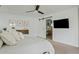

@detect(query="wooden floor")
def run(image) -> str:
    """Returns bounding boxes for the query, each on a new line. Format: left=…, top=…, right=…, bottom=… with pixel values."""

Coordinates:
left=47, top=38, right=79, bottom=54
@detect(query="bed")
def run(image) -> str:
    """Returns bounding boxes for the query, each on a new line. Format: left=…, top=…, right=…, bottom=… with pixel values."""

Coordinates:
left=0, top=36, right=55, bottom=54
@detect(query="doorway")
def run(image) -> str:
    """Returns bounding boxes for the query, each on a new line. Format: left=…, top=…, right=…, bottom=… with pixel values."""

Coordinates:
left=46, top=19, right=53, bottom=40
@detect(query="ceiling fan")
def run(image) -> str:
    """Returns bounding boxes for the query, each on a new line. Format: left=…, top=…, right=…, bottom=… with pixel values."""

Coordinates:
left=26, top=5, right=44, bottom=14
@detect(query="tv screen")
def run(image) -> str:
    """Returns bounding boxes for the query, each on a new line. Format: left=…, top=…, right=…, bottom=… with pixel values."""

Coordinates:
left=53, top=18, right=69, bottom=28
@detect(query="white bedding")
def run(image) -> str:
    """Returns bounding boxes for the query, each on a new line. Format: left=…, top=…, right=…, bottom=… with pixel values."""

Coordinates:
left=0, top=36, right=55, bottom=54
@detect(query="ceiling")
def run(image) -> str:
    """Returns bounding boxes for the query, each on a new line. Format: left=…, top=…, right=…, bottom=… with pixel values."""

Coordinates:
left=0, top=5, right=77, bottom=17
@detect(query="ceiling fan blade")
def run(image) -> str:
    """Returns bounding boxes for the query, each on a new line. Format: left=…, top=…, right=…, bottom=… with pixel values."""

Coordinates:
left=35, top=5, right=40, bottom=10
left=38, top=11, right=44, bottom=14
left=26, top=10, right=35, bottom=13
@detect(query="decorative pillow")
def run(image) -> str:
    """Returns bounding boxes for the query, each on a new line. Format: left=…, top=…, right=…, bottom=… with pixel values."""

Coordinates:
left=0, top=31, right=17, bottom=46
left=0, top=38, right=3, bottom=48
left=18, top=32, right=24, bottom=40
left=9, top=29, right=24, bottom=41
left=11, top=29, right=21, bottom=41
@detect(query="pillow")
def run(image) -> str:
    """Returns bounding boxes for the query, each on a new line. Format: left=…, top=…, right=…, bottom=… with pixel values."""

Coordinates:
left=9, top=29, right=24, bottom=41
left=6, top=28, right=20, bottom=41
left=11, top=29, right=21, bottom=41
left=18, top=32, right=24, bottom=40
left=0, top=31, right=17, bottom=46
left=0, top=38, right=3, bottom=48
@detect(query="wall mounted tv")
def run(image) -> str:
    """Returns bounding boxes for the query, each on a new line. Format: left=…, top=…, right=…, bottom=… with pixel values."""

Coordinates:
left=53, top=18, right=69, bottom=28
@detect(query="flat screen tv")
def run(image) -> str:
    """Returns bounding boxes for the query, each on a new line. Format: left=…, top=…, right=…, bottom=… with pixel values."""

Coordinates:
left=53, top=18, right=69, bottom=28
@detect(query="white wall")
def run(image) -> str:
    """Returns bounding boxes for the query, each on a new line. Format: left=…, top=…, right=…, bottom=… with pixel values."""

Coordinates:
left=52, top=7, right=79, bottom=47
left=0, top=13, right=31, bottom=29
left=29, top=17, right=46, bottom=38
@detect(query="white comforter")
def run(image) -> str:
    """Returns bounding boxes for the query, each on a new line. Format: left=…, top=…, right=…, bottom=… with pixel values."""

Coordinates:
left=0, top=36, right=55, bottom=54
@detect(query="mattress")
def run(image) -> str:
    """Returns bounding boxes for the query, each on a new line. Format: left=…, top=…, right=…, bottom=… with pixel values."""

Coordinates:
left=0, top=36, right=55, bottom=54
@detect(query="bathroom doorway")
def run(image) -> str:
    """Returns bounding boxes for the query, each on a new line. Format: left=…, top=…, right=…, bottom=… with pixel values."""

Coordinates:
left=46, top=19, right=53, bottom=40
